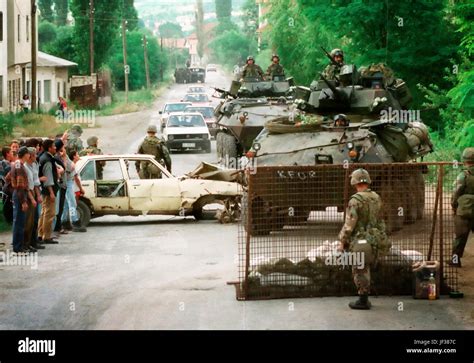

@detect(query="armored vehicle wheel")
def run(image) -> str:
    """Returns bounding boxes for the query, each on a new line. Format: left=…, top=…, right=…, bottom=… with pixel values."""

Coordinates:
left=216, top=132, right=224, bottom=160
left=242, top=194, right=272, bottom=236
left=415, top=172, right=425, bottom=220
left=379, top=181, right=402, bottom=234
left=222, top=133, right=238, bottom=160
left=404, top=173, right=419, bottom=224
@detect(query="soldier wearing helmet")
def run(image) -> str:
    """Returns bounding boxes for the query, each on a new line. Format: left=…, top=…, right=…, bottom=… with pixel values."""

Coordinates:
left=266, top=54, right=285, bottom=79
left=136, top=125, right=172, bottom=179
left=241, top=56, right=264, bottom=80
left=334, top=114, right=349, bottom=127
left=450, top=147, right=474, bottom=267
left=79, top=136, right=104, bottom=179
left=321, top=48, right=345, bottom=81
left=338, top=168, right=388, bottom=310
left=65, top=124, right=84, bottom=155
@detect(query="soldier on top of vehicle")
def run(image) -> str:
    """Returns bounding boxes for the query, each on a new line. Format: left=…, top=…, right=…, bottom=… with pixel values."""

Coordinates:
left=136, top=125, right=172, bottom=179
left=338, top=168, right=389, bottom=310
left=266, top=54, right=285, bottom=79
left=333, top=114, right=349, bottom=127
left=450, top=147, right=474, bottom=268
left=321, top=48, right=345, bottom=81
left=241, top=56, right=264, bottom=80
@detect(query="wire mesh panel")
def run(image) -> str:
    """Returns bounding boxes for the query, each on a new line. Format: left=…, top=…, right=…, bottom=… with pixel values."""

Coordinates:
left=237, top=162, right=459, bottom=300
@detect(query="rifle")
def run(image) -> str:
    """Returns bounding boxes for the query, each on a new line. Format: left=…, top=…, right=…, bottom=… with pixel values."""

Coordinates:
left=213, top=87, right=236, bottom=100
left=319, top=72, right=345, bottom=101
left=321, top=46, right=342, bottom=67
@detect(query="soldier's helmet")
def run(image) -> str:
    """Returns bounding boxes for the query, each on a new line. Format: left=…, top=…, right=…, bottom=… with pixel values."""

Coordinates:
left=247, top=56, right=255, bottom=62
left=271, top=54, right=280, bottom=61
left=71, top=124, right=83, bottom=134
left=462, top=147, right=474, bottom=162
left=147, top=125, right=158, bottom=133
left=330, top=48, right=344, bottom=58
left=334, top=114, right=349, bottom=126
left=87, top=136, right=98, bottom=146
left=350, top=168, right=372, bottom=185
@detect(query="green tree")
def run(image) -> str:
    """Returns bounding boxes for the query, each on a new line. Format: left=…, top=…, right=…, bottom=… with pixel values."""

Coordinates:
left=38, top=21, right=58, bottom=49
left=38, top=0, right=54, bottom=23
left=54, top=0, right=69, bottom=26
left=158, top=22, right=184, bottom=38
left=196, top=0, right=205, bottom=60
left=209, top=29, right=257, bottom=68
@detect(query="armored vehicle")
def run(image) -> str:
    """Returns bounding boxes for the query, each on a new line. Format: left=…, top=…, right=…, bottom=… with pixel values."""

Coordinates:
left=215, top=75, right=295, bottom=160
left=244, top=64, right=434, bottom=235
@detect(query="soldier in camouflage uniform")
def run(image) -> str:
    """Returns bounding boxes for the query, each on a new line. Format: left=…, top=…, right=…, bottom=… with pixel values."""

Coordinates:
left=321, top=48, right=345, bottom=81
left=65, top=124, right=84, bottom=155
left=79, top=136, right=104, bottom=179
left=136, top=125, right=172, bottom=179
left=241, top=56, right=264, bottom=79
left=338, top=168, right=388, bottom=310
left=450, top=147, right=474, bottom=267
left=266, top=54, right=285, bottom=79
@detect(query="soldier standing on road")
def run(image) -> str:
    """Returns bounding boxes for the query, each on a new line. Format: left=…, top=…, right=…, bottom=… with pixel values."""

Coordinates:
left=450, top=147, right=474, bottom=268
left=241, top=56, right=264, bottom=80
left=65, top=124, right=84, bottom=155
left=338, top=168, right=389, bottom=310
left=321, top=48, right=345, bottom=81
left=80, top=136, right=104, bottom=179
left=266, top=54, right=285, bottom=79
left=136, top=125, right=172, bottom=179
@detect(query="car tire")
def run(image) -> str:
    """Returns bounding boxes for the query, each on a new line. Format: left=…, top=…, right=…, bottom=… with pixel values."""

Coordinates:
left=76, top=199, right=91, bottom=227
left=205, top=141, right=211, bottom=153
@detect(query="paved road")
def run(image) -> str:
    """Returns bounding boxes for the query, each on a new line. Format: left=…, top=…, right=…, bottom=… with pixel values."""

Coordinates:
left=0, top=69, right=473, bottom=330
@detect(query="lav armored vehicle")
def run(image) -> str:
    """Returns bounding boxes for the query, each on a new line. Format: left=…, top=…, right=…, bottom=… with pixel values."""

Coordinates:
left=214, top=75, right=295, bottom=161
left=244, top=64, right=434, bottom=235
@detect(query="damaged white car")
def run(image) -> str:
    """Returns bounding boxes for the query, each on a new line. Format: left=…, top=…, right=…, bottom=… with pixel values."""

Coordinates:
left=75, top=155, right=243, bottom=226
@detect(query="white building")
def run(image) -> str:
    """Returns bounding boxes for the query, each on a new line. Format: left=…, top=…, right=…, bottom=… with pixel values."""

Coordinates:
left=26, top=52, right=77, bottom=110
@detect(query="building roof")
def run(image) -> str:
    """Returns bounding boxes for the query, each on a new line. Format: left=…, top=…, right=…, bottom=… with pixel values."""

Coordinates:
left=161, top=38, right=188, bottom=49
left=27, top=51, right=77, bottom=68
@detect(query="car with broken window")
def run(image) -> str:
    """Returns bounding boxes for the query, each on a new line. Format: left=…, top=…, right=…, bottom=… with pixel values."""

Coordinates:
left=74, top=154, right=242, bottom=226
left=162, top=112, right=211, bottom=153
left=184, top=105, right=218, bottom=138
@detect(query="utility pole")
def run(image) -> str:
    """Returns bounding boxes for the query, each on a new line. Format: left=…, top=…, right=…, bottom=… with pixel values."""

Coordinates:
left=160, top=37, right=163, bottom=82
left=122, top=19, right=129, bottom=103
left=89, top=0, right=94, bottom=74
left=143, top=35, right=151, bottom=89
left=31, top=0, right=37, bottom=111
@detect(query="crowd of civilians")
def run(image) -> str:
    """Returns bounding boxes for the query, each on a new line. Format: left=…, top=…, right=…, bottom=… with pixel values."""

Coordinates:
left=0, top=134, right=87, bottom=254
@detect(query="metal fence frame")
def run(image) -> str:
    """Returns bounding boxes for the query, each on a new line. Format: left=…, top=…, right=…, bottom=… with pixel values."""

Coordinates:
left=236, top=162, right=460, bottom=300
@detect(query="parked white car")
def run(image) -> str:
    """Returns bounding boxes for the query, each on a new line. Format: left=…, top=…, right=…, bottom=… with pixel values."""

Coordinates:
left=163, top=112, right=211, bottom=153
left=159, top=102, right=192, bottom=131
left=75, top=154, right=242, bottom=226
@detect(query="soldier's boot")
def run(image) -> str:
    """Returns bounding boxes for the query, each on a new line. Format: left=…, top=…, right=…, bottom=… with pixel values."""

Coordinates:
left=72, top=220, right=87, bottom=233
left=349, top=294, right=371, bottom=310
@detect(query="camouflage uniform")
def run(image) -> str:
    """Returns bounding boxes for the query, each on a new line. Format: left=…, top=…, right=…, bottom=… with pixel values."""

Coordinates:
left=66, top=125, right=84, bottom=155
left=321, top=63, right=344, bottom=81
left=136, top=134, right=172, bottom=179
left=266, top=63, right=285, bottom=78
left=339, top=189, right=385, bottom=295
left=241, top=63, right=264, bottom=79
left=80, top=136, right=104, bottom=179
left=451, top=148, right=474, bottom=266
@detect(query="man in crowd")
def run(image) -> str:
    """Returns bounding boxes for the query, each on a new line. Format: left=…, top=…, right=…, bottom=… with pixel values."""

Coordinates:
left=10, top=147, right=31, bottom=253
left=38, top=139, right=59, bottom=245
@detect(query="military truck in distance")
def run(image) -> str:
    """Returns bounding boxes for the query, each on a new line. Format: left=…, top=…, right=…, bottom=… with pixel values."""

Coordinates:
left=244, top=64, right=434, bottom=235
left=214, top=75, right=295, bottom=160
left=174, top=66, right=206, bottom=84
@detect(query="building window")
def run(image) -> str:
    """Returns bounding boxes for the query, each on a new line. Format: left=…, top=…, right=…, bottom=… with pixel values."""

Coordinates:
left=26, top=16, right=29, bottom=42
left=0, top=12, right=3, bottom=42
left=44, top=80, right=51, bottom=103
left=17, top=15, right=20, bottom=42
left=38, top=80, right=41, bottom=104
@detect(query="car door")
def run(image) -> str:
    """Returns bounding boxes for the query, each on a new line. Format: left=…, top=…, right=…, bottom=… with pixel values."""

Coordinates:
left=79, top=158, right=129, bottom=213
left=124, top=158, right=182, bottom=213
